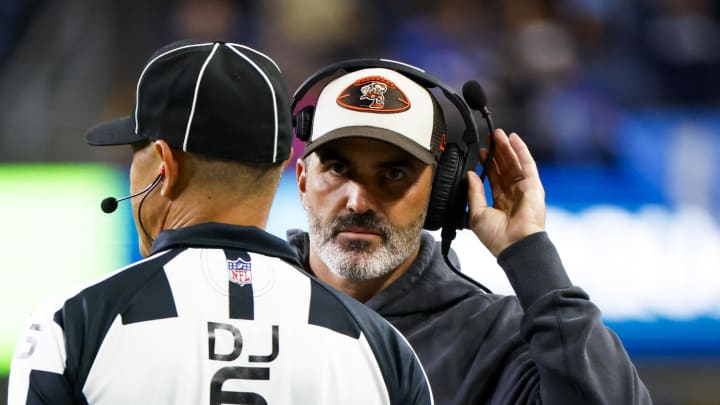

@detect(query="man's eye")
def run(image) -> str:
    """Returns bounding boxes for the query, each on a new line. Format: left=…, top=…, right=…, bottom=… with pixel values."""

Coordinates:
left=385, top=168, right=405, bottom=181
left=329, top=162, right=348, bottom=175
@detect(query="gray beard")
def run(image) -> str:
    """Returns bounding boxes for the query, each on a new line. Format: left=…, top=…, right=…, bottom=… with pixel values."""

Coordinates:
left=307, top=209, right=425, bottom=281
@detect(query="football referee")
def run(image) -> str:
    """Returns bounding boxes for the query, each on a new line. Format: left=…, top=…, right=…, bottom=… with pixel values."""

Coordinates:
left=8, top=40, right=433, bottom=405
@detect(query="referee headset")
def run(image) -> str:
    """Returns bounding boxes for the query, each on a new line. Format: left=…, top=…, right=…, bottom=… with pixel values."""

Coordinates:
left=292, top=59, right=496, bottom=293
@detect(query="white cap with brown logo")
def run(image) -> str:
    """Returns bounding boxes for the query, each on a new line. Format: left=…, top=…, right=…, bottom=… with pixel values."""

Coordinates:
left=301, top=67, right=445, bottom=164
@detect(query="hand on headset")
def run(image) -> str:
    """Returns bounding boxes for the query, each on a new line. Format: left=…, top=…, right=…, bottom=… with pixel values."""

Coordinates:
left=466, top=128, right=546, bottom=257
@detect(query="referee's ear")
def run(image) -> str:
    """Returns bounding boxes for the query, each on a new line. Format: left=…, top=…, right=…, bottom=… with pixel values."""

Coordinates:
left=153, top=139, right=180, bottom=199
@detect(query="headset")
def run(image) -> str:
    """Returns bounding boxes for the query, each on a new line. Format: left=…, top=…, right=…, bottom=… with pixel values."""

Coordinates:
left=291, top=59, right=495, bottom=293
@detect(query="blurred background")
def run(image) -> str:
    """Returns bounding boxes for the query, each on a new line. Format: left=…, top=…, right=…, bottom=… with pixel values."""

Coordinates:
left=1, top=0, right=718, bottom=403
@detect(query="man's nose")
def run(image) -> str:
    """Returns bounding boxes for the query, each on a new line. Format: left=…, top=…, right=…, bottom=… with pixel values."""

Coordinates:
left=345, top=180, right=377, bottom=214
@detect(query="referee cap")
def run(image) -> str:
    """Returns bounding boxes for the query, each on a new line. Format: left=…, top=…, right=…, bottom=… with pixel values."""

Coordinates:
left=86, top=39, right=292, bottom=163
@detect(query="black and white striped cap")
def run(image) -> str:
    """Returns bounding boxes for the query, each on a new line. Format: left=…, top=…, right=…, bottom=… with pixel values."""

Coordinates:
left=86, top=40, right=292, bottom=163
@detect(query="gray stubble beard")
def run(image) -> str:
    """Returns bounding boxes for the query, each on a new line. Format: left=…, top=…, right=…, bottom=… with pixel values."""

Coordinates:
left=307, top=208, right=425, bottom=281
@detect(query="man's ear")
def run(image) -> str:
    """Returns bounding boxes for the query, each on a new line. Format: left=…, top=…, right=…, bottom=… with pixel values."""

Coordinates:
left=153, top=140, right=180, bottom=198
left=296, top=157, right=308, bottom=210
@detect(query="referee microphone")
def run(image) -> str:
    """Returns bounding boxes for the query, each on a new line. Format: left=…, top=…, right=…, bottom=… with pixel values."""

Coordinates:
left=100, top=167, right=165, bottom=214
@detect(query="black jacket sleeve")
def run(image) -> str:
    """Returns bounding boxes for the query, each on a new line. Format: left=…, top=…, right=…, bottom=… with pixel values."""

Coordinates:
left=495, top=232, right=652, bottom=404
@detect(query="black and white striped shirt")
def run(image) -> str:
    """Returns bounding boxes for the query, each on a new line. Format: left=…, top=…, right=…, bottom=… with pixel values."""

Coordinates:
left=9, top=223, right=433, bottom=404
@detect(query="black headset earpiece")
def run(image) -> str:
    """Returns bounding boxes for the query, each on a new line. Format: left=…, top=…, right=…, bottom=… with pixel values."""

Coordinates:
left=291, top=59, right=495, bottom=270
left=294, top=106, right=315, bottom=142
left=425, top=143, right=464, bottom=231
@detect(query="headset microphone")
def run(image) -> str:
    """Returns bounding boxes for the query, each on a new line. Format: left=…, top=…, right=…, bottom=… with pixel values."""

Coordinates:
left=100, top=170, right=164, bottom=214
left=461, top=80, right=495, bottom=182
left=461, top=80, right=487, bottom=110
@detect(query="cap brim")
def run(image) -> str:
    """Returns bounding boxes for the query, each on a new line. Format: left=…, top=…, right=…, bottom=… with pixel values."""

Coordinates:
left=85, top=116, right=146, bottom=146
left=301, top=126, right=437, bottom=165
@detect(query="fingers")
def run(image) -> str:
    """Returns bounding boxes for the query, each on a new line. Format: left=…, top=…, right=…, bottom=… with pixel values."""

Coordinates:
left=507, top=131, right=539, bottom=181
left=479, top=147, right=504, bottom=203
left=484, top=129, right=540, bottom=184
left=492, top=129, right=523, bottom=179
left=477, top=129, right=544, bottom=211
left=466, top=170, right=487, bottom=211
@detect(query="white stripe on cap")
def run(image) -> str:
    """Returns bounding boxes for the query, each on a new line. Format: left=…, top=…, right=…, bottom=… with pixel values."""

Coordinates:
left=225, top=43, right=280, bottom=162
left=134, top=42, right=214, bottom=134
left=183, top=43, right=220, bottom=152
left=227, top=42, right=282, bottom=73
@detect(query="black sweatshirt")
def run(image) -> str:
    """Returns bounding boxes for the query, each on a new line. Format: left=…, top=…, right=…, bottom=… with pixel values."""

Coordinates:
left=287, top=230, right=652, bottom=404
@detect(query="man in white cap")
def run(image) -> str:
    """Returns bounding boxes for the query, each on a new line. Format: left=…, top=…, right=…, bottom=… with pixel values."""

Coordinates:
left=289, top=62, right=652, bottom=404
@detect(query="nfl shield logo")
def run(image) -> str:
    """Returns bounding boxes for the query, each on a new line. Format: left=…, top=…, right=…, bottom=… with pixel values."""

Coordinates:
left=227, top=257, right=252, bottom=286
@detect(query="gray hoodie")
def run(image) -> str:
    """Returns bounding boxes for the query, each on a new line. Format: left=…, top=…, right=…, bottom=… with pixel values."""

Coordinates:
left=287, top=230, right=652, bottom=404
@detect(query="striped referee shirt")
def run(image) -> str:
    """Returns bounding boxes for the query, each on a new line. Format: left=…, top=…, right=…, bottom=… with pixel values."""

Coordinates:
left=9, top=222, right=433, bottom=404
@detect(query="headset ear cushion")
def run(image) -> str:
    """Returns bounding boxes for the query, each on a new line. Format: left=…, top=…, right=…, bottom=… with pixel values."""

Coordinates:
left=424, top=144, right=463, bottom=231
left=294, top=106, right=315, bottom=142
